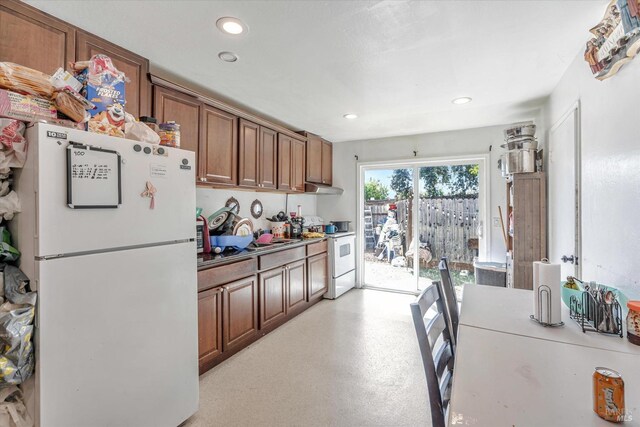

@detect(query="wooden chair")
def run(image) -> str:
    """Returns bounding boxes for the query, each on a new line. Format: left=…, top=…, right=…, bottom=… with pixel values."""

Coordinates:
left=410, top=282, right=455, bottom=427
left=438, top=257, right=460, bottom=350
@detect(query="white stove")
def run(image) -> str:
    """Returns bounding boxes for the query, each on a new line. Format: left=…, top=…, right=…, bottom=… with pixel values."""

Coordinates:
left=324, top=231, right=356, bottom=299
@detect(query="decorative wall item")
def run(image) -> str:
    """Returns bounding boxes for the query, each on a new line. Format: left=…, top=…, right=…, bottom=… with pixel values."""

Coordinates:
left=250, top=199, right=263, bottom=219
left=585, top=0, right=640, bottom=80
left=225, top=196, right=240, bottom=214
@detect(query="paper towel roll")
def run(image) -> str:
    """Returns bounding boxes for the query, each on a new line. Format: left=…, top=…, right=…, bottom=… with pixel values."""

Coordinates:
left=532, top=261, right=561, bottom=324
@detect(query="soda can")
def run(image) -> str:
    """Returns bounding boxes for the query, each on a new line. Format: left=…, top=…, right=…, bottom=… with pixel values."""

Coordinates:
left=593, top=367, right=625, bottom=422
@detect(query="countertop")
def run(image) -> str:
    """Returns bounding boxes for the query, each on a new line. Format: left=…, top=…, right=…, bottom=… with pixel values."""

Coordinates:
left=197, top=237, right=328, bottom=269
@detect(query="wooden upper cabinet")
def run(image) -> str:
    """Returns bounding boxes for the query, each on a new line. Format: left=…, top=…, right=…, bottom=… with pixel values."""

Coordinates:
left=201, top=105, right=238, bottom=186
left=291, top=138, right=306, bottom=192
left=305, top=133, right=323, bottom=183
left=277, top=134, right=292, bottom=191
left=259, top=127, right=277, bottom=189
left=198, top=286, right=223, bottom=372
left=0, top=0, right=75, bottom=73
left=239, top=120, right=277, bottom=189
left=76, top=31, right=150, bottom=118
left=153, top=85, right=201, bottom=174
left=321, top=139, right=333, bottom=186
left=238, top=119, right=259, bottom=188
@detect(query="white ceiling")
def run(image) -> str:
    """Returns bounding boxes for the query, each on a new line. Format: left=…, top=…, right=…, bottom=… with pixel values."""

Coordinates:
left=27, top=0, right=606, bottom=142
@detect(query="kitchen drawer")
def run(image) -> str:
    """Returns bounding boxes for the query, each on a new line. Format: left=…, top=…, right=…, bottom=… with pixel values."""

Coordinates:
left=306, top=240, right=327, bottom=256
left=198, top=258, right=257, bottom=291
left=259, top=246, right=305, bottom=270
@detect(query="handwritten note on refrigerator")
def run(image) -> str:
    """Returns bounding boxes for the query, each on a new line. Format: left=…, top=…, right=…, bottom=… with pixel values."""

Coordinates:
left=67, top=143, right=121, bottom=208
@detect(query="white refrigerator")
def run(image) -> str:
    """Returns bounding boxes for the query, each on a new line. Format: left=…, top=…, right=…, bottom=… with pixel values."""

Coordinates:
left=10, top=123, right=199, bottom=427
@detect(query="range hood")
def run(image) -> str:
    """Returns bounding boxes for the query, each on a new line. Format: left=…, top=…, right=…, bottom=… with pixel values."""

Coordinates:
left=305, top=183, right=344, bottom=195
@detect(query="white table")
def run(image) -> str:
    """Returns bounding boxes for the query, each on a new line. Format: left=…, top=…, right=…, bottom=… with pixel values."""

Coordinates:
left=459, top=284, right=640, bottom=355
left=449, top=326, right=639, bottom=426
left=449, top=285, right=640, bottom=426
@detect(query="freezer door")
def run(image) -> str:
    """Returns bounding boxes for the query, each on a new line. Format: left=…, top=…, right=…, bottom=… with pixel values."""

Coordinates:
left=37, top=242, right=198, bottom=427
left=23, top=124, right=196, bottom=257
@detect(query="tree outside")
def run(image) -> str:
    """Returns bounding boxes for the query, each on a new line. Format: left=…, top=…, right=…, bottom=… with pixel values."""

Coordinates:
left=364, top=178, right=390, bottom=200
left=391, top=164, right=478, bottom=198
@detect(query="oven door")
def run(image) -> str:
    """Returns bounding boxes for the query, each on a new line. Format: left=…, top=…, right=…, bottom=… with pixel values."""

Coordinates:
left=331, top=235, right=356, bottom=278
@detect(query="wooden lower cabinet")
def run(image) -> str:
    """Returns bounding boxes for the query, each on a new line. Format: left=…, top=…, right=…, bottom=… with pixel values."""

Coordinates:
left=286, top=260, right=307, bottom=313
left=259, top=267, right=287, bottom=329
left=308, top=252, right=328, bottom=300
left=197, top=243, right=329, bottom=375
left=198, top=286, right=222, bottom=372
left=223, top=275, right=258, bottom=351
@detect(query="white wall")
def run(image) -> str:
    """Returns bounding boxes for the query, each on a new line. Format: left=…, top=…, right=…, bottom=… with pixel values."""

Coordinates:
left=316, top=124, right=538, bottom=262
left=544, top=53, right=640, bottom=299
left=196, top=188, right=317, bottom=233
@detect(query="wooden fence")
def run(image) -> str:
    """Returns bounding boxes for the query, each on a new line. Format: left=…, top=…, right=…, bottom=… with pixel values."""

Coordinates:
left=365, top=197, right=479, bottom=263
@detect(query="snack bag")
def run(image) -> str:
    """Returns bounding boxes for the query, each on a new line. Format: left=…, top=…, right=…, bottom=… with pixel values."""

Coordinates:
left=71, top=55, right=127, bottom=138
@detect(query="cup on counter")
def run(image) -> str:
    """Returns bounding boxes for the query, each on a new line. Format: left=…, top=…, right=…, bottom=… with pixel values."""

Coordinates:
left=325, top=224, right=337, bottom=234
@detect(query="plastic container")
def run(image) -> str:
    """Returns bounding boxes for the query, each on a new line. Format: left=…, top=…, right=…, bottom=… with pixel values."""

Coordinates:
left=158, top=121, right=180, bottom=148
left=139, top=116, right=159, bottom=132
left=209, top=235, right=253, bottom=251
left=627, top=301, right=640, bottom=345
left=271, top=221, right=286, bottom=239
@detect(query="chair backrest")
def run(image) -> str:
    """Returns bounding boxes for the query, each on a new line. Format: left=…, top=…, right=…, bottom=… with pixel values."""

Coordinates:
left=438, top=257, right=459, bottom=349
left=410, top=282, right=455, bottom=427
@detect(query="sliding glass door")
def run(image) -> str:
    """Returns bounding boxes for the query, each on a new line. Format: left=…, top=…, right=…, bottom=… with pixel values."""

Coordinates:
left=360, top=158, right=486, bottom=294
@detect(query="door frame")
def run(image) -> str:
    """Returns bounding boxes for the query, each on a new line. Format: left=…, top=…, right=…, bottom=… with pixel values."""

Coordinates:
left=356, top=154, right=490, bottom=290
left=548, top=101, right=582, bottom=277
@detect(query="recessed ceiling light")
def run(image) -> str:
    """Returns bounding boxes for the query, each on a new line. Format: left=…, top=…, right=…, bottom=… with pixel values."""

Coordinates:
left=343, top=113, right=358, bottom=119
left=216, top=17, right=246, bottom=35
left=452, top=97, right=472, bottom=105
left=218, top=51, right=239, bottom=62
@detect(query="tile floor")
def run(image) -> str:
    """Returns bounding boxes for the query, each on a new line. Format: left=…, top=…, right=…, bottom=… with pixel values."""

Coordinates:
left=183, top=289, right=431, bottom=426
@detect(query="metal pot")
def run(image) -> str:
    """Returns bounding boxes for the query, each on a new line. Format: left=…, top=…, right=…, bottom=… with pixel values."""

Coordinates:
left=331, top=221, right=351, bottom=232
left=504, top=123, right=536, bottom=140
left=501, top=138, right=538, bottom=151
left=505, top=149, right=536, bottom=174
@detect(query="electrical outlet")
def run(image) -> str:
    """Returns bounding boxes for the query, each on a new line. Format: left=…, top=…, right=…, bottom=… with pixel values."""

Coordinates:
left=493, top=217, right=500, bottom=227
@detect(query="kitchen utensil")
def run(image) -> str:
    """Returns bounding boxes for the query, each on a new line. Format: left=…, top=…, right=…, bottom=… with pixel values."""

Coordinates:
left=233, top=218, right=254, bottom=236
left=501, top=138, right=538, bottom=151
left=331, top=221, right=351, bottom=232
left=505, top=149, right=536, bottom=174
left=325, top=224, right=337, bottom=234
left=504, top=123, right=536, bottom=140
left=208, top=207, right=233, bottom=230
left=196, top=207, right=203, bottom=218
left=256, top=233, right=273, bottom=244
